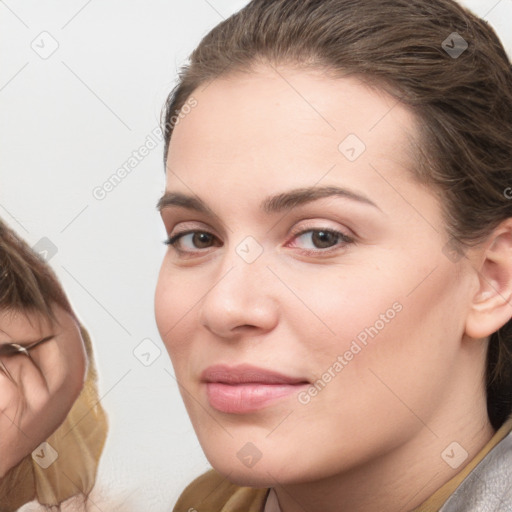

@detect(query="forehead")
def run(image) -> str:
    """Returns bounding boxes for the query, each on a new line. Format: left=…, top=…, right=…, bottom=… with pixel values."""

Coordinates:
left=166, top=64, right=420, bottom=200
left=169, top=64, right=418, bottom=162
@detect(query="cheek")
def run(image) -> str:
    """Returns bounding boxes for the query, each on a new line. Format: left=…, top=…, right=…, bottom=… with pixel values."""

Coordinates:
left=287, top=256, right=467, bottom=405
left=355, top=270, right=463, bottom=397
left=277, top=262, right=404, bottom=360
left=272, top=264, right=468, bottom=470
left=155, top=262, right=198, bottom=364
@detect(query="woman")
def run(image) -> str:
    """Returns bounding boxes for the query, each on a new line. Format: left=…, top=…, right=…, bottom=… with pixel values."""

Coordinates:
left=0, top=218, right=108, bottom=511
left=155, top=0, right=512, bottom=510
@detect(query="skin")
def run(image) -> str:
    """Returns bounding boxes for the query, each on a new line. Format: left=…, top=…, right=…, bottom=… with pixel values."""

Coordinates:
left=0, top=305, right=87, bottom=478
left=155, top=64, right=511, bottom=512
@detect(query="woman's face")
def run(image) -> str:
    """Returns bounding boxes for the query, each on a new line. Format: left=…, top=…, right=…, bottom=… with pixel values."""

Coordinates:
left=155, top=65, right=479, bottom=485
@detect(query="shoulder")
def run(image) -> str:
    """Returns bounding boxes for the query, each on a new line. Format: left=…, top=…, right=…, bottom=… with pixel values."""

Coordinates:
left=173, top=469, right=269, bottom=512
left=440, top=430, right=512, bottom=511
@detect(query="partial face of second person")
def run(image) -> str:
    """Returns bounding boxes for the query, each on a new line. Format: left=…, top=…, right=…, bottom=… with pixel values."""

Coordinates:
left=155, top=64, right=489, bottom=486
left=0, top=306, right=86, bottom=477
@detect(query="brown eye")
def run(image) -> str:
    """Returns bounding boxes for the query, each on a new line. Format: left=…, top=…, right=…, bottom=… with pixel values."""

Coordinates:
left=165, top=230, right=220, bottom=253
left=311, top=230, right=339, bottom=249
left=290, top=228, right=353, bottom=253
left=192, top=232, right=215, bottom=248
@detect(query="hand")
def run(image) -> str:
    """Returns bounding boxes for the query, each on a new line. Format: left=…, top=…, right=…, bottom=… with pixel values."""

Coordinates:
left=0, top=306, right=87, bottom=478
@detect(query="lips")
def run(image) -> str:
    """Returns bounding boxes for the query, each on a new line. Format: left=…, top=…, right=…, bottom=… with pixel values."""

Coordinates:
left=201, top=364, right=309, bottom=414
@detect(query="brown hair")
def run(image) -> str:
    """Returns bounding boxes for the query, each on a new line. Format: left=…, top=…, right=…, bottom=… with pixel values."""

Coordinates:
left=0, top=221, right=73, bottom=323
left=0, top=219, right=108, bottom=511
left=161, top=0, right=512, bottom=429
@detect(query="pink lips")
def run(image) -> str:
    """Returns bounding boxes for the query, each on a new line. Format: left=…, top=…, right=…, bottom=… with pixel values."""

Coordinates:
left=201, top=364, right=309, bottom=414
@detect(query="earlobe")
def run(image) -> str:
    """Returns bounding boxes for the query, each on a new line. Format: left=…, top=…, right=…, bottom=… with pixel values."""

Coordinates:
left=465, top=219, right=512, bottom=339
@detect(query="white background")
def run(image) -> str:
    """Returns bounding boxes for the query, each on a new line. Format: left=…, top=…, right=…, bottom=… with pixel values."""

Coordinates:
left=0, top=1, right=510, bottom=510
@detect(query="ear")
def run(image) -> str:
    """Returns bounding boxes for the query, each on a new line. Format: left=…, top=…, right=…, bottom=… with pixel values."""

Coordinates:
left=465, top=218, right=512, bottom=339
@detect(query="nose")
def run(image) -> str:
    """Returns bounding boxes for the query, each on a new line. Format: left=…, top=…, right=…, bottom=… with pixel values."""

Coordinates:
left=198, top=252, right=279, bottom=339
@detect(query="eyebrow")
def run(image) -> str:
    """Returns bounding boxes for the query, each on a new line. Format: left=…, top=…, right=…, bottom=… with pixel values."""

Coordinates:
left=156, top=185, right=381, bottom=215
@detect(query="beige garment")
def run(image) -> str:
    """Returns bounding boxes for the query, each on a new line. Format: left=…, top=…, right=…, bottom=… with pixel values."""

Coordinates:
left=0, top=325, right=108, bottom=512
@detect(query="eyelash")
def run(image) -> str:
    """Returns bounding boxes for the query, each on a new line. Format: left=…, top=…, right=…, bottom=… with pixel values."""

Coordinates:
left=164, top=226, right=354, bottom=257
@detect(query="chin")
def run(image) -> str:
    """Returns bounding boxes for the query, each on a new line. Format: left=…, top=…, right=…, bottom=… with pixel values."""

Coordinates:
left=201, top=441, right=303, bottom=488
